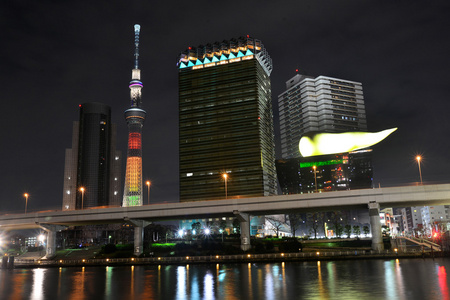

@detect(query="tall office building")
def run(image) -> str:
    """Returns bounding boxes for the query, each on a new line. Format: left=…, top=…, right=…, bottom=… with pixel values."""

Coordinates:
left=278, top=74, right=367, bottom=159
left=62, top=102, right=122, bottom=210
left=177, top=36, right=277, bottom=202
left=276, top=74, right=372, bottom=193
left=122, top=24, right=146, bottom=207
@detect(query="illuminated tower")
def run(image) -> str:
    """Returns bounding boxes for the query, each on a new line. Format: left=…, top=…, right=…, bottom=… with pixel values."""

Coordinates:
left=122, top=24, right=146, bottom=207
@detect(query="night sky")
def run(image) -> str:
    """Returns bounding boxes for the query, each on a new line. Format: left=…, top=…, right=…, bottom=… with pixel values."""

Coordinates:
left=1, top=1, right=449, bottom=213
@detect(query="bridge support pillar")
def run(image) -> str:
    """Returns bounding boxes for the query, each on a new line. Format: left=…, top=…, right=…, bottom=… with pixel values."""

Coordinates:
left=38, top=224, right=67, bottom=259
left=234, top=211, right=251, bottom=251
left=368, top=201, right=384, bottom=251
left=124, top=218, right=151, bottom=256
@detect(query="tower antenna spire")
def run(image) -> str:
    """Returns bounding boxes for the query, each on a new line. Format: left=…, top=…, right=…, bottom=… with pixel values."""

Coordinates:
left=134, top=24, right=141, bottom=69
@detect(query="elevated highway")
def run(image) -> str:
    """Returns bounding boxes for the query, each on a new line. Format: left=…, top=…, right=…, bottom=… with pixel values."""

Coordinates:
left=1, top=184, right=449, bottom=257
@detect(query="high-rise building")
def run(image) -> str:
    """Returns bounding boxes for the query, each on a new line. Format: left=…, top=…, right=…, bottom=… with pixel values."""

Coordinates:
left=62, top=102, right=121, bottom=210
left=177, top=36, right=277, bottom=202
left=278, top=74, right=367, bottom=159
left=122, top=24, right=146, bottom=207
left=276, top=73, right=372, bottom=193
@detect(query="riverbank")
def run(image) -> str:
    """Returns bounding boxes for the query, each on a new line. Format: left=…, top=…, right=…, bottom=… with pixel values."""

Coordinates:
left=11, top=250, right=447, bottom=269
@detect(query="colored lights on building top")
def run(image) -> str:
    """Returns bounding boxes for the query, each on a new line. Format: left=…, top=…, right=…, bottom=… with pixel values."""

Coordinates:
left=179, top=50, right=255, bottom=70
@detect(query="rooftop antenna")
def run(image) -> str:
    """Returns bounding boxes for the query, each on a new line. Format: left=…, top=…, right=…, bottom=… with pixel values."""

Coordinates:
left=134, top=24, right=140, bottom=69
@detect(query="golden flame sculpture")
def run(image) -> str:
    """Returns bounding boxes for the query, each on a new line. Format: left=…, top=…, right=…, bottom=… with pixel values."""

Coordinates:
left=299, top=128, right=397, bottom=157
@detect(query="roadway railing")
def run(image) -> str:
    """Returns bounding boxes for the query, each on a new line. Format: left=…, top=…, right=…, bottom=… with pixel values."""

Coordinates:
left=13, top=249, right=437, bottom=267
left=397, top=236, right=441, bottom=251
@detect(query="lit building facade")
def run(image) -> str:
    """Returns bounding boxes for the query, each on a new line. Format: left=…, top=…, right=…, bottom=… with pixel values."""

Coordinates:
left=123, top=24, right=146, bottom=207
left=178, top=36, right=277, bottom=201
left=276, top=73, right=372, bottom=193
left=276, top=150, right=373, bottom=194
left=62, top=103, right=121, bottom=210
left=421, top=205, right=450, bottom=233
left=400, top=206, right=423, bottom=235
left=278, top=74, right=367, bottom=159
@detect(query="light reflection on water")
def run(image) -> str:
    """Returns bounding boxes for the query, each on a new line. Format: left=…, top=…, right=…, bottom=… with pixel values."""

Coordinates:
left=30, top=269, right=45, bottom=300
left=0, top=258, right=448, bottom=299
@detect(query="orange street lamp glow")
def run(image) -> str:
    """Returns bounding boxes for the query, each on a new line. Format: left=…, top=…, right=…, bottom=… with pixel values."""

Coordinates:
left=223, top=173, right=228, bottom=199
left=146, top=181, right=151, bottom=205
left=416, top=156, right=423, bottom=185
left=24, top=193, right=29, bottom=214
left=79, top=187, right=85, bottom=209
left=312, top=166, right=317, bottom=192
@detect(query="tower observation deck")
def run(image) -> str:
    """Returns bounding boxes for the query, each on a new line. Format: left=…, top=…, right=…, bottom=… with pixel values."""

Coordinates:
left=123, top=24, right=146, bottom=207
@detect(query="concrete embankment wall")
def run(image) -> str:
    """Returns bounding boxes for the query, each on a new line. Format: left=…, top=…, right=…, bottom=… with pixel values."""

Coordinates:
left=12, top=250, right=444, bottom=269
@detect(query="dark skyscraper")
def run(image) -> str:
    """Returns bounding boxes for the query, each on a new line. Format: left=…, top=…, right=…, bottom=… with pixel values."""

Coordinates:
left=122, top=24, right=146, bottom=207
left=62, top=102, right=121, bottom=210
left=177, top=36, right=277, bottom=202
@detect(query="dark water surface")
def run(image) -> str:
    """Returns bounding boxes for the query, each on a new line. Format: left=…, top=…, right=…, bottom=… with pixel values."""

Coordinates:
left=0, top=258, right=449, bottom=299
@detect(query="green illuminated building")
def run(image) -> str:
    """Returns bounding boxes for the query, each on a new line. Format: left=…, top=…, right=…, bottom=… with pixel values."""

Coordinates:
left=276, top=150, right=373, bottom=194
left=177, top=36, right=277, bottom=202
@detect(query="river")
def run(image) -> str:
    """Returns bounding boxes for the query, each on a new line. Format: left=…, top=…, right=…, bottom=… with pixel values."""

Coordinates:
left=0, top=258, right=448, bottom=299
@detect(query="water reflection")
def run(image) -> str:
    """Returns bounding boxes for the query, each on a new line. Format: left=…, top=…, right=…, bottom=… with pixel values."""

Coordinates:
left=326, top=261, right=336, bottom=296
left=317, top=261, right=327, bottom=299
left=438, top=265, right=449, bottom=299
left=130, top=265, right=134, bottom=299
left=394, top=259, right=405, bottom=299
left=203, top=271, right=214, bottom=300
left=31, top=269, right=45, bottom=300
left=0, top=258, right=449, bottom=299
left=176, top=266, right=186, bottom=300
left=264, top=265, right=274, bottom=300
left=104, top=266, right=112, bottom=299
left=12, top=270, right=28, bottom=300
left=69, top=267, right=86, bottom=300
left=281, top=262, right=287, bottom=298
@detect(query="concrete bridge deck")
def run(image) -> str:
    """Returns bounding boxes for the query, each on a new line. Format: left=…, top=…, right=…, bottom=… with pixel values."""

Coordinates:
left=1, top=184, right=449, bottom=228
left=1, top=184, right=449, bottom=257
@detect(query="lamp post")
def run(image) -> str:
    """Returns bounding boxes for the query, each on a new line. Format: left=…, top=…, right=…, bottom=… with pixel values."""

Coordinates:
left=223, top=173, right=228, bottom=199
left=24, top=193, right=29, bottom=214
left=313, top=165, right=317, bottom=192
left=146, top=180, right=151, bottom=205
left=416, top=156, right=423, bottom=185
left=79, top=187, right=85, bottom=209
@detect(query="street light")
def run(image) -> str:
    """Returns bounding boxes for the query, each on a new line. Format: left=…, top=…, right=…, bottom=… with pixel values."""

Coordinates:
left=79, top=187, right=85, bottom=209
left=146, top=181, right=151, bottom=205
left=223, top=173, right=228, bottom=199
left=416, top=156, right=423, bottom=185
left=24, top=193, right=29, bottom=214
left=313, top=166, right=317, bottom=192
left=219, top=229, right=224, bottom=242
left=38, top=234, right=45, bottom=257
left=38, top=234, right=45, bottom=244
